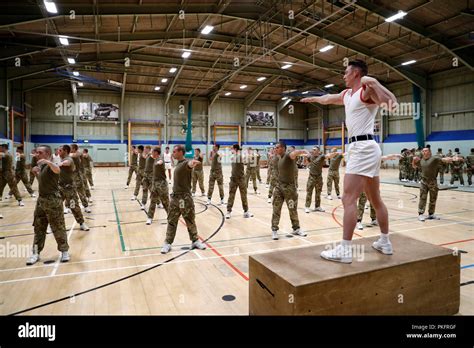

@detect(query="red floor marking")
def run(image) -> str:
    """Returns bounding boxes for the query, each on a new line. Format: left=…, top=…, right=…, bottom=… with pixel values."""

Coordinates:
left=438, top=238, right=474, bottom=246
left=331, top=204, right=362, bottom=238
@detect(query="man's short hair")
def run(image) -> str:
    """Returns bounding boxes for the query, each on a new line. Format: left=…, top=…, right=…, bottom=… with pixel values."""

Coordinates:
left=276, top=141, right=287, bottom=150
left=438, top=148, right=442, bottom=152
left=83, top=148, right=89, bottom=153
left=165, top=146, right=170, bottom=150
left=348, top=59, right=368, bottom=77
left=174, top=144, right=185, bottom=154
left=145, top=145, right=151, bottom=150
left=132, top=145, right=136, bottom=149
left=39, top=145, right=52, bottom=155
left=232, top=144, right=240, bottom=151
left=214, top=144, right=220, bottom=149
left=137, top=145, right=144, bottom=151
left=71, top=144, right=78, bottom=150
left=195, top=148, right=201, bottom=153
left=1, top=144, right=9, bottom=150
left=455, top=148, right=460, bottom=152
left=471, top=148, right=474, bottom=152
left=61, top=145, right=71, bottom=154
left=152, top=146, right=161, bottom=155
left=17, top=146, right=24, bottom=152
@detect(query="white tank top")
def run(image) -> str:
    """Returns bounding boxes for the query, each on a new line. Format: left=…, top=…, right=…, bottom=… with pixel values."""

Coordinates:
left=342, top=86, right=379, bottom=138
left=164, top=153, right=172, bottom=162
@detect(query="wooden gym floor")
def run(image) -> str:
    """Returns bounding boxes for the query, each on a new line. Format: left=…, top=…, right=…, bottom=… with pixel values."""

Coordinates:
left=0, top=166, right=472, bottom=315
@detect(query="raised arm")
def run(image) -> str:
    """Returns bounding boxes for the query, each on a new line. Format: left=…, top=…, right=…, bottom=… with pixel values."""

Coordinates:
left=187, top=159, right=201, bottom=169
left=361, top=76, right=397, bottom=111
left=300, top=91, right=345, bottom=105
left=289, top=149, right=309, bottom=160
left=381, top=154, right=402, bottom=161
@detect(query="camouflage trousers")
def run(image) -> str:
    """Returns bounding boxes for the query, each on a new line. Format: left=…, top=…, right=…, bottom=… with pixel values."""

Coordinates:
left=10, top=170, right=33, bottom=195
left=73, top=172, right=89, bottom=207
left=0, top=172, right=22, bottom=200
left=256, top=165, right=261, bottom=182
left=438, top=167, right=444, bottom=184
left=141, top=173, right=153, bottom=205
left=192, top=170, right=205, bottom=194
left=80, top=171, right=91, bottom=198
left=413, top=168, right=420, bottom=182
left=246, top=168, right=258, bottom=191
left=326, top=170, right=340, bottom=196
left=33, top=194, right=68, bottom=253
left=268, top=176, right=277, bottom=199
left=305, top=174, right=323, bottom=208
left=450, top=169, right=464, bottom=185
left=294, top=168, right=299, bottom=189
left=166, top=193, right=198, bottom=244
left=29, top=169, right=36, bottom=186
left=59, top=184, right=84, bottom=224
left=357, top=192, right=376, bottom=222
left=84, top=167, right=94, bottom=187
left=227, top=177, right=248, bottom=213
left=126, top=164, right=137, bottom=186
left=418, top=179, right=438, bottom=215
left=399, top=166, right=406, bottom=181
left=147, top=180, right=170, bottom=219
left=266, top=166, right=272, bottom=184
left=271, top=182, right=300, bottom=231
left=207, top=170, right=224, bottom=200
left=468, top=168, right=473, bottom=186
left=133, top=168, right=144, bottom=196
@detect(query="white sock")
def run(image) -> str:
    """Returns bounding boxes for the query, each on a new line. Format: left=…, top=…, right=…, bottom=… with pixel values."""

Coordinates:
left=380, top=233, right=389, bottom=243
left=341, top=239, right=352, bottom=247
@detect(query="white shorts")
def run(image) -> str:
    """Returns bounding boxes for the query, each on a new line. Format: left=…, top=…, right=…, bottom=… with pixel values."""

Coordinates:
left=345, top=140, right=381, bottom=178
left=165, top=162, right=172, bottom=170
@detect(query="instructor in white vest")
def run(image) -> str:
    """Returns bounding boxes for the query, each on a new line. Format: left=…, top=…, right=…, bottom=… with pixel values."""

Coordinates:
left=301, top=59, right=398, bottom=263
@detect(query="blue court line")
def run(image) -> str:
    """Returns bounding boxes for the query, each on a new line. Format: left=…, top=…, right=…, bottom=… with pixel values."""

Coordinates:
left=461, top=263, right=474, bottom=270
left=0, top=221, right=32, bottom=228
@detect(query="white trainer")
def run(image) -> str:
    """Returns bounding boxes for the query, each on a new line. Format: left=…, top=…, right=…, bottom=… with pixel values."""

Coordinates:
left=90, top=186, right=94, bottom=190
left=427, top=214, right=440, bottom=220
left=267, top=197, right=272, bottom=203
left=243, top=211, right=254, bottom=218
left=372, top=237, right=393, bottom=255
left=161, top=243, right=172, bottom=254
left=31, top=193, right=37, bottom=198
left=26, top=253, right=40, bottom=266
left=63, top=208, right=69, bottom=214
left=305, top=207, right=310, bottom=213
left=80, top=223, right=90, bottom=231
left=320, top=244, right=352, bottom=264
left=125, top=185, right=129, bottom=189
left=18, top=200, right=25, bottom=207
left=265, top=184, right=269, bottom=188
left=146, top=218, right=152, bottom=225
left=337, top=195, right=341, bottom=199
left=0, top=213, right=3, bottom=219
left=272, top=230, right=279, bottom=240
left=191, top=240, right=206, bottom=250
left=60, top=251, right=70, bottom=262
left=141, top=204, right=146, bottom=211
left=206, top=199, right=211, bottom=205
left=313, top=207, right=325, bottom=212
left=47, top=225, right=52, bottom=234
left=5, top=194, right=12, bottom=199
left=158, top=203, right=163, bottom=209
left=225, top=212, right=231, bottom=219
left=84, top=207, right=92, bottom=213
left=201, top=193, right=206, bottom=197
left=131, top=195, right=137, bottom=200
left=371, top=219, right=378, bottom=226
left=192, top=192, right=196, bottom=197
left=88, top=197, right=93, bottom=203
left=418, top=214, right=426, bottom=222
left=326, top=195, right=333, bottom=200
left=292, top=228, right=307, bottom=237
left=356, top=222, right=364, bottom=230
left=220, top=199, right=225, bottom=205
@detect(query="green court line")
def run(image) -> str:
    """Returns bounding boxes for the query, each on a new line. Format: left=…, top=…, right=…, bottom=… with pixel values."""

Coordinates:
left=112, top=190, right=127, bottom=252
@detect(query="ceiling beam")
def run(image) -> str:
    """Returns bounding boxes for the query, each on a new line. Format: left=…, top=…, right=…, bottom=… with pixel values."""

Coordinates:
left=244, top=75, right=279, bottom=107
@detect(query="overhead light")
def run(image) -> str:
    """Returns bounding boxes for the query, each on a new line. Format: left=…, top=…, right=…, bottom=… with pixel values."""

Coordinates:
left=281, top=64, right=292, bottom=70
left=240, top=85, right=247, bottom=89
left=401, top=59, right=416, bottom=66
left=302, top=91, right=309, bottom=94
left=319, top=45, right=334, bottom=52
left=108, top=79, right=123, bottom=87
left=257, top=77, right=266, bottom=82
left=77, top=82, right=84, bottom=87
left=224, top=92, right=231, bottom=96
left=59, top=36, right=69, bottom=46
left=161, top=78, right=168, bottom=83
left=201, top=25, right=214, bottom=35
left=169, top=67, right=177, bottom=73
left=324, top=84, right=334, bottom=88
left=182, top=50, right=191, bottom=59
left=385, top=10, right=407, bottom=22
left=67, top=57, right=75, bottom=64
left=282, top=96, right=288, bottom=100
left=154, top=86, right=161, bottom=91
left=72, top=71, right=79, bottom=76
left=43, top=0, right=58, bottom=14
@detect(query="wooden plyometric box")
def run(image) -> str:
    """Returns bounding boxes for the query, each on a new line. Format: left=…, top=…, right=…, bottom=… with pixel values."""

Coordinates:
left=249, top=235, right=460, bottom=315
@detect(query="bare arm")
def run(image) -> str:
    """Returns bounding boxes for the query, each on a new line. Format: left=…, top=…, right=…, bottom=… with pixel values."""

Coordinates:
left=187, top=159, right=200, bottom=168
left=59, top=158, right=72, bottom=167
left=37, top=159, right=60, bottom=174
left=300, top=91, right=345, bottom=105
left=381, top=154, right=402, bottom=161
left=361, top=76, right=398, bottom=111
left=324, top=152, right=339, bottom=160
left=289, top=149, right=309, bottom=160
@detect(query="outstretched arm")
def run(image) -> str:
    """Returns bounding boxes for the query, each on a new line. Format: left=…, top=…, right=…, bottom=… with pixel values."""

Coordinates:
left=300, top=91, right=345, bottom=106
left=289, top=149, right=309, bottom=160
left=381, top=154, right=402, bottom=162
left=361, top=76, right=397, bottom=111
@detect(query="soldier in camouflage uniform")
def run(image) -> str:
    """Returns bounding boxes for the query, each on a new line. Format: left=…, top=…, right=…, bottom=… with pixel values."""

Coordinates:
left=160, top=145, right=206, bottom=254
left=445, top=149, right=453, bottom=175
left=245, top=147, right=259, bottom=194
left=226, top=144, right=253, bottom=219
left=326, top=147, right=344, bottom=199
left=271, top=141, right=308, bottom=240
left=132, top=145, right=146, bottom=200
left=256, top=149, right=262, bottom=183
left=266, top=148, right=273, bottom=187
left=355, top=192, right=376, bottom=230
left=57, top=145, right=89, bottom=231
left=140, top=145, right=153, bottom=207
left=82, top=148, right=94, bottom=188
left=289, top=146, right=299, bottom=190
left=70, top=144, right=91, bottom=213
left=126, top=145, right=138, bottom=188
left=466, top=148, right=474, bottom=186
left=146, top=147, right=170, bottom=225
left=413, top=147, right=423, bottom=182
left=434, top=148, right=445, bottom=184
left=75, top=147, right=92, bottom=202
left=267, top=149, right=279, bottom=203
left=407, top=149, right=415, bottom=181
left=449, top=148, right=465, bottom=186
left=305, top=146, right=338, bottom=213
left=207, top=144, right=224, bottom=205
left=415, top=147, right=454, bottom=221
left=29, top=148, right=38, bottom=186
left=26, top=145, right=70, bottom=265
left=0, top=144, right=24, bottom=206
left=191, top=148, right=205, bottom=196
left=10, top=146, right=35, bottom=197
left=398, top=149, right=408, bottom=182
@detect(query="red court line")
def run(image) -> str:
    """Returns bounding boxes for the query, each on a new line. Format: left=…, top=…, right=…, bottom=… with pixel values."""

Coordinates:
left=331, top=204, right=362, bottom=238
left=438, top=238, right=474, bottom=246
left=200, top=237, right=249, bottom=282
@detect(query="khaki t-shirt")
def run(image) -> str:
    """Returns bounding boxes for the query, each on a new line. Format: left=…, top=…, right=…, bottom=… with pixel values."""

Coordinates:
left=59, top=156, right=75, bottom=186
left=420, top=156, right=442, bottom=181
left=210, top=151, right=222, bottom=172
left=38, top=163, right=59, bottom=196
left=145, top=155, right=154, bottom=174
left=231, top=153, right=245, bottom=179
left=153, top=157, right=167, bottom=182
left=329, top=154, right=343, bottom=171
left=172, top=159, right=192, bottom=194
left=193, top=155, right=203, bottom=171
left=308, top=154, right=325, bottom=176
left=278, top=153, right=296, bottom=184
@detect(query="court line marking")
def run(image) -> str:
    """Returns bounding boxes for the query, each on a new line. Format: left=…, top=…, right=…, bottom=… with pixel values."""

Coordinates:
left=50, top=221, right=76, bottom=277
left=112, top=190, right=126, bottom=252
